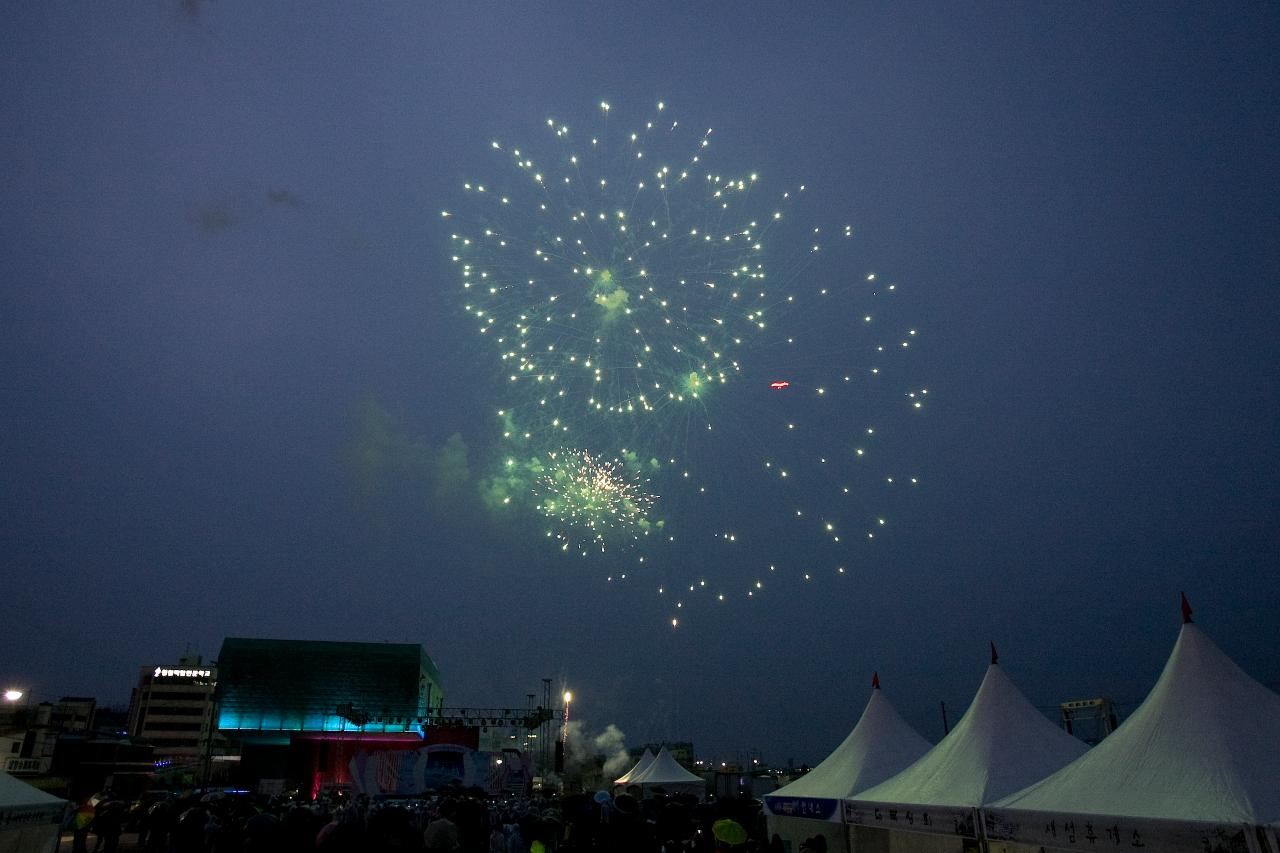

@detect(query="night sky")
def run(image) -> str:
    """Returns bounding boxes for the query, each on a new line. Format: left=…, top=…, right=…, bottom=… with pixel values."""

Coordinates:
left=3, top=2, right=1277, bottom=767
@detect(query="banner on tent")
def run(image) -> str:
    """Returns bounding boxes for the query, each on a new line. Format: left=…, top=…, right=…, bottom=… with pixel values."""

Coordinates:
left=764, top=796, right=839, bottom=822
left=983, top=807, right=1257, bottom=853
left=0, top=802, right=66, bottom=829
left=843, top=799, right=978, bottom=838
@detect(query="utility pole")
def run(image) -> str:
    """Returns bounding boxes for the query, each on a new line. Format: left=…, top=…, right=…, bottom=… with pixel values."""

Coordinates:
left=540, top=678, right=552, bottom=776
left=526, top=694, right=536, bottom=769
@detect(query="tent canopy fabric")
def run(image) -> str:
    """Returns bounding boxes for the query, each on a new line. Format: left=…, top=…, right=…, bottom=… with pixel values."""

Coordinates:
left=613, top=748, right=655, bottom=785
left=0, top=772, right=64, bottom=816
left=852, top=663, right=1089, bottom=807
left=768, top=686, right=931, bottom=801
left=994, top=622, right=1280, bottom=825
left=629, top=747, right=703, bottom=786
left=0, top=771, right=66, bottom=853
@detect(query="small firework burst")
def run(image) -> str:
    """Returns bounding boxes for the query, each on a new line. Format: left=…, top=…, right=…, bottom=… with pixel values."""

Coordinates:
left=536, top=449, right=658, bottom=554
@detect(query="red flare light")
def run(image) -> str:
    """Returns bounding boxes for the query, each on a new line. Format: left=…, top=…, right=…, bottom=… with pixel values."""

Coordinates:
left=769, top=381, right=791, bottom=390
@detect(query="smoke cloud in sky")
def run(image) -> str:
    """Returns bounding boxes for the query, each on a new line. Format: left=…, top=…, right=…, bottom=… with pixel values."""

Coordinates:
left=344, top=395, right=473, bottom=529
left=189, top=186, right=305, bottom=235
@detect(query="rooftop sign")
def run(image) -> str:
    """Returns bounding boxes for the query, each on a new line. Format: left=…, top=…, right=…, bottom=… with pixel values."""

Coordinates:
left=154, top=667, right=212, bottom=678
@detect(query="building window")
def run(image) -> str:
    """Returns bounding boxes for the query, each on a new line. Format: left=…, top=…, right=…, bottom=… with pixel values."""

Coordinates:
left=143, top=706, right=206, bottom=716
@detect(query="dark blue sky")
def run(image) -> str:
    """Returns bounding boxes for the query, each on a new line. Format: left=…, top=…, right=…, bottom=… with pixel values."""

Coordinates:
left=2, top=2, right=1277, bottom=764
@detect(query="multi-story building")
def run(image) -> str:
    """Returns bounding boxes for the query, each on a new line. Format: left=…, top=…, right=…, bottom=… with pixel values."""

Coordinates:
left=126, top=654, right=218, bottom=779
left=38, top=697, right=96, bottom=733
left=2, top=696, right=100, bottom=777
left=2, top=696, right=151, bottom=797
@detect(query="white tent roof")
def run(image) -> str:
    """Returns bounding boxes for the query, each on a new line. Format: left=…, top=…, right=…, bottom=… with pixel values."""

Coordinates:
left=994, top=622, right=1280, bottom=825
left=853, top=662, right=1089, bottom=807
left=613, top=748, right=655, bottom=785
left=768, top=683, right=932, bottom=801
left=629, top=747, right=703, bottom=786
left=0, top=771, right=65, bottom=822
left=0, top=772, right=64, bottom=809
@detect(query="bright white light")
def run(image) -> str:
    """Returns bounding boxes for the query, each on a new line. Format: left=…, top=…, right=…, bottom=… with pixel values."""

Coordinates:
left=3, top=690, right=23, bottom=702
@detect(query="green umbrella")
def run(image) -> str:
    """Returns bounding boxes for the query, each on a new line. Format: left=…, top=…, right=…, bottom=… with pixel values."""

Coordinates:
left=712, top=818, right=747, bottom=846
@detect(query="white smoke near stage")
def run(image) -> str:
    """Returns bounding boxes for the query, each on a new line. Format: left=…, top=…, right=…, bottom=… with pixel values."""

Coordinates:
left=561, top=720, right=631, bottom=779
left=594, top=723, right=631, bottom=778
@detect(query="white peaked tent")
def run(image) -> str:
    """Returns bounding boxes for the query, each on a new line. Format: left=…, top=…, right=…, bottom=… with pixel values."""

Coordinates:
left=764, top=677, right=932, bottom=853
left=846, top=649, right=1089, bottom=848
left=628, top=747, right=705, bottom=798
left=770, top=679, right=932, bottom=805
left=613, top=748, right=655, bottom=785
left=0, top=772, right=66, bottom=853
left=987, top=613, right=1280, bottom=853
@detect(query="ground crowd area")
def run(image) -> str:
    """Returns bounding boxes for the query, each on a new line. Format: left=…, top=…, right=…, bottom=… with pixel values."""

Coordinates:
left=61, top=787, right=808, bottom=853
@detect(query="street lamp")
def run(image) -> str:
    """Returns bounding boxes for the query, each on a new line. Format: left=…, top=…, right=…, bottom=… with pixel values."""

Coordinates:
left=3, top=690, right=23, bottom=703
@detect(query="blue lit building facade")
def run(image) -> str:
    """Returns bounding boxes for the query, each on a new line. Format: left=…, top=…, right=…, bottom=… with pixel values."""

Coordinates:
left=213, top=638, right=445, bottom=793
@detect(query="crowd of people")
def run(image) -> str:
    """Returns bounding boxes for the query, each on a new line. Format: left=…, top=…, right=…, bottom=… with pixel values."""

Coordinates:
left=66, top=786, right=813, bottom=853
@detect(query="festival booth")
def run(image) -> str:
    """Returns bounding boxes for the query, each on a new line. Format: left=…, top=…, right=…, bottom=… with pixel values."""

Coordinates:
left=0, top=772, right=66, bottom=853
left=765, top=675, right=932, bottom=853
left=985, top=602, right=1280, bottom=853
left=613, top=748, right=655, bottom=787
left=844, top=647, right=1089, bottom=852
left=627, top=747, right=706, bottom=800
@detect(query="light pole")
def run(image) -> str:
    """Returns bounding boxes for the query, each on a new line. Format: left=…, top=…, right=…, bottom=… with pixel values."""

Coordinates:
left=2, top=689, right=28, bottom=769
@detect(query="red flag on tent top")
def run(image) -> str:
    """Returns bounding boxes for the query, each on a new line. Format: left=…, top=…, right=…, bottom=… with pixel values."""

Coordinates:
left=990, top=642, right=999, bottom=665
left=871, top=672, right=880, bottom=690
left=1181, top=591, right=1194, bottom=624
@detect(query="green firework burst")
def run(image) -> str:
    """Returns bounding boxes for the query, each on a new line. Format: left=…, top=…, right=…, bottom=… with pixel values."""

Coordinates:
left=535, top=449, right=659, bottom=554
left=446, top=101, right=927, bottom=606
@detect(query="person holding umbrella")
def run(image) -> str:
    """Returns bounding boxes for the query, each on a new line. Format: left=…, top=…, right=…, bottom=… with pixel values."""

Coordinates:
left=91, top=796, right=124, bottom=853
left=69, top=799, right=95, bottom=853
